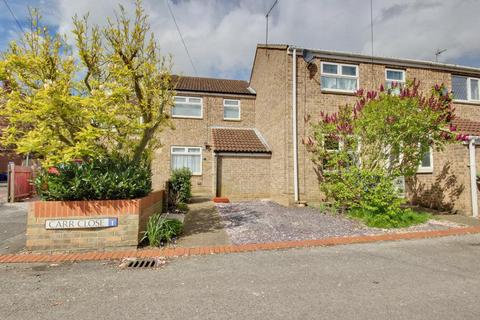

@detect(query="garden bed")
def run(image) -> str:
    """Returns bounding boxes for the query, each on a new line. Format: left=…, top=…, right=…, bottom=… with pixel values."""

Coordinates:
left=216, top=201, right=461, bottom=245
left=26, top=190, right=165, bottom=252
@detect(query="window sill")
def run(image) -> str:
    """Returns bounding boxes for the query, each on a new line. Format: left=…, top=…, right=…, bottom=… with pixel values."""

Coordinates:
left=223, top=118, right=241, bottom=122
left=416, top=169, right=433, bottom=174
left=321, top=89, right=357, bottom=96
left=172, top=116, right=204, bottom=120
left=452, top=100, right=480, bottom=106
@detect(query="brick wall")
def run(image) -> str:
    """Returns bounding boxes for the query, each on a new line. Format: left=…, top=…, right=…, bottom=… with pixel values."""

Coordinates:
left=407, top=144, right=471, bottom=214
left=152, top=94, right=256, bottom=196
left=217, top=155, right=271, bottom=200
left=26, top=190, right=164, bottom=252
left=251, top=45, right=480, bottom=214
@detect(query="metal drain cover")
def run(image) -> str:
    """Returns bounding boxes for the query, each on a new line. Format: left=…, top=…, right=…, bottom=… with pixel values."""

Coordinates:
left=119, top=258, right=167, bottom=269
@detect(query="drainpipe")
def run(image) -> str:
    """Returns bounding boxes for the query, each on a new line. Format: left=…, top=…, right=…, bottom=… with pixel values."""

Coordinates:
left=290, top=46, right=299, bottom=203
left=468, top=137, right=478, bottom=218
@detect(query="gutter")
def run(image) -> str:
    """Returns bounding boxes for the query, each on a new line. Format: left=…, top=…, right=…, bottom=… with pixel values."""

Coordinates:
left=468, top=136, right=479, bottom=218
left=288, top=46, right=299, bottom=203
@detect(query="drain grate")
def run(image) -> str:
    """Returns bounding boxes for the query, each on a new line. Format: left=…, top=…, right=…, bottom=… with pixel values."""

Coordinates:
left=127, top=259, right=156, bottom=268
left=119, top=258, right=167, bottom=269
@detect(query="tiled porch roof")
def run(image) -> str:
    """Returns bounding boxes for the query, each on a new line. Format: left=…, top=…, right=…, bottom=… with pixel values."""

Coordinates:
left=452, top=117, right=480, bottom=137
left=211, top=128, right=270, bottom=153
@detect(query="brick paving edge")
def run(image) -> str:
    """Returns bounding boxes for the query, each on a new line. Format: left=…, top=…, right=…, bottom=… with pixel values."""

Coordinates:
left=1, top=226, right=480, bottom=264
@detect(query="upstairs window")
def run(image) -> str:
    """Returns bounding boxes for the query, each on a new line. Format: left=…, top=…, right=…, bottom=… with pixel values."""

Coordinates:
left=321, top=62, right=359, bottom=93
left=172, top=96, right=203, bottom=118
left=171, top=146, right=202, bottom=175
left=385, top=69, right=405, bottom=94
left=452, top=75, right=480, bottom=102
left=223, top=99, right=241, bottom=120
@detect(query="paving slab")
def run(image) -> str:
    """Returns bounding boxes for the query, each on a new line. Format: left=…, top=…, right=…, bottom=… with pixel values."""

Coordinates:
left=176, top=195, right=230, bottom=248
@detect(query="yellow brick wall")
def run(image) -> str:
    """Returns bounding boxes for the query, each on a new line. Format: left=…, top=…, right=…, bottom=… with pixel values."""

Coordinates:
left=251, top=45, right=480, bottom=214
left=217, top=155, right=271, bottom=200
left=152, top=94, right=256, bottom=195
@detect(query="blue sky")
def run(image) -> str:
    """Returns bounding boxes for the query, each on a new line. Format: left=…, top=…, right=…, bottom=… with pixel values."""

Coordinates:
left=1, top=0, right=480, bottom=80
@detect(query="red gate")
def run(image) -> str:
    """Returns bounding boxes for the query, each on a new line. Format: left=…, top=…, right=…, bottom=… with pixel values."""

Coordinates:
left=7, top=164, right=34, bottom=202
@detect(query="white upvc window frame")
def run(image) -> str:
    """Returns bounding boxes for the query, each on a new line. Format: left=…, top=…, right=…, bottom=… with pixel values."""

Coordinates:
left=223, top=99, right=241, bottom=121
left=170, top=146, right=203, bottom=175
left=172, top=96, right=203, bottom=119
left=385, top=68, right=406, bottom=91
left=320, top=62, right=359, bottom=93
left=417, top=147, right=434, bottom=173
left=452, top=75, right=480, bottom=103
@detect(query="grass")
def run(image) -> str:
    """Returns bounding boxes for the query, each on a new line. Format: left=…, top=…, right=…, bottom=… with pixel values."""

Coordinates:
left=348, top=208, right=431, bottom=229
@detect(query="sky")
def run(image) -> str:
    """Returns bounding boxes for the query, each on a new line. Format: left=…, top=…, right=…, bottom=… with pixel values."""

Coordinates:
left=1, top=0, right=480, bottom=80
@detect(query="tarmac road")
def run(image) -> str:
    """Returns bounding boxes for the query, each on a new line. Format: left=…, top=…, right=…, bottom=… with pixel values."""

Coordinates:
left=1, top=234, right=480, bottom=320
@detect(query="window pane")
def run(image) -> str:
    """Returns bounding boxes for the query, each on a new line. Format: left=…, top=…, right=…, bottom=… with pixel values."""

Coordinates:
left=470, top=79, right=479, bottom=100
left=337, top=78, right=357, bottom=91
left=341, top=65, right=357, bottom=76
left=324, top=137, right=339, bottom=151
left=452, top=76, right=468, bottom=100
left=386, top=70, right=404, bottom=81
left=172, top=147, right=185, bottom=153
left=421, top=151, right=431, bottom=168
left=321, top=76, right=357, bottom=91
left=224, top=99, right=239, bottom=106
left=171, top=154, right=201, bottom=174
left=322, top=64, right=338, bottom=74
left=188, top=97, right=201, bottom=103
left=321, top=76, right=337, bottom=89
left=172, top=103, right=202, bottom=117
left=224, top=106, right=240, bottom=119
left=174, top=97, right=186, bottom=102
left=187, top=147, right=201, bottom=153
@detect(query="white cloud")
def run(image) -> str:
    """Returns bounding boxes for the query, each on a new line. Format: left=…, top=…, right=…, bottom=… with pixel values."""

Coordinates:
left=41, top=0, right=480, bottom=79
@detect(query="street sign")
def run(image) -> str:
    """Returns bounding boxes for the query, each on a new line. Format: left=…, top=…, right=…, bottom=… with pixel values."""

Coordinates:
left=45, top=217, right=118, bottom=230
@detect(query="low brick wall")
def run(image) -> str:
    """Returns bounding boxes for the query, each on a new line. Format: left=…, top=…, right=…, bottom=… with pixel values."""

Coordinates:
left=26, top=190, right=164, bottom=252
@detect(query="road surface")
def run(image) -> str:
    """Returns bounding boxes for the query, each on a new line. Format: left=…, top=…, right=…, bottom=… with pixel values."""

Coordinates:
left=1, top=234, right=480, bottom=319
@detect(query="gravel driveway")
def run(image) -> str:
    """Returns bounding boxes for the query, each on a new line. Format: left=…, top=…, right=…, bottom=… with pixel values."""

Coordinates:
left=216, top=201, right=457, bottom=245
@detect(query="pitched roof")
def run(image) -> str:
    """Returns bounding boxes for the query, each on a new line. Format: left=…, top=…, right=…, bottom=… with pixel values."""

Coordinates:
left=452, top=117, right=480, bottom=137
left=174, top=76, right=255, bottom=96
left=211, top=128, right=270, bottom=153
left=256, top=44, right=480, bottom=76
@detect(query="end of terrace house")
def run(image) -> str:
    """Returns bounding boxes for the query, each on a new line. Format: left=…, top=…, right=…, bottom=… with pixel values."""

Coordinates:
left=151, top=44, right=480, bottom=217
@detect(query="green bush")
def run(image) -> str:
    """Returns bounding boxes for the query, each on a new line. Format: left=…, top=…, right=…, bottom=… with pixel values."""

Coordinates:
left=34, top=157, right=152, bottom=201
left=141, top=214, right=183, bottom=246
left=168, top=168, right=192, bottom=208
left=324, top=167, right=430, bottom=228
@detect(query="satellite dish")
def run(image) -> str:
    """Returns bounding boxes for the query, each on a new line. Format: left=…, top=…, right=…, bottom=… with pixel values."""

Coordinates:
left=302, top=49, right=315, bottom=63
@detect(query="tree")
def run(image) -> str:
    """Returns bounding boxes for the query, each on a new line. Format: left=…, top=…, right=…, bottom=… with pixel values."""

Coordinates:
left=0, top=0, right=174, bottom=166
left=304, top=80, right=465, bottom=221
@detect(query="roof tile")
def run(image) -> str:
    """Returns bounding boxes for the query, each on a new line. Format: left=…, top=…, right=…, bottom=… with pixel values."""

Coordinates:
left=452, top=117, right=480, bottom=137
left=174, top=76, right=254, bottom=96
left=212, top=128, right=270, bottom=153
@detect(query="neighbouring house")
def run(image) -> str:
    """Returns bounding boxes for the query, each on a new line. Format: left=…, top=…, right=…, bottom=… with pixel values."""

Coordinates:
left=153, top=44, right=480, bottom=217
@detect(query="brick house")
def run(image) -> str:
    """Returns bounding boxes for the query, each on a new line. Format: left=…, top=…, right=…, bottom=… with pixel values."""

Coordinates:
left=153, top=44, right=480, bottom=217
left=151, top=76, right=272, bottom=200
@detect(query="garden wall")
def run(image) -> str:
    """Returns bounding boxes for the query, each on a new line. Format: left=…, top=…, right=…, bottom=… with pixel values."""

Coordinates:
left=26, top=190, right=164, bottom=252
